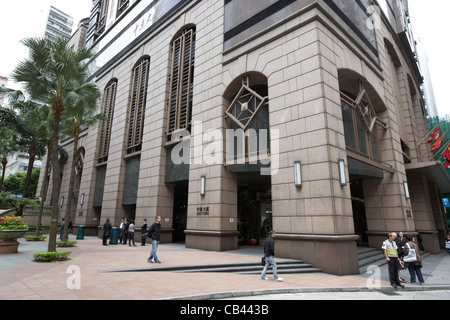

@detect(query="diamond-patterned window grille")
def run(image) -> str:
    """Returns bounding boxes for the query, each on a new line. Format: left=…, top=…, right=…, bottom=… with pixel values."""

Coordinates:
left=340, top=82, right=388, bottom=164
left=225, top=82, right=268, bottom=130
left=355, top=88, right=378, bottom=133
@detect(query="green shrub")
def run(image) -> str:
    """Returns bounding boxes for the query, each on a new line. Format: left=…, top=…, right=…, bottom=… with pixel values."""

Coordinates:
left=56, top=240, right=77, bottom=247
left=25, top=235, right=47, bottom=241
left=33, top=251, right=71, bottom=262
left=27, top=225, right=50, bottom=232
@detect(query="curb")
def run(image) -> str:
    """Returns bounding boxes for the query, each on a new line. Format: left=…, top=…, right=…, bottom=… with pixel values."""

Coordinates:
left=164, top=284, right=450, bottom=300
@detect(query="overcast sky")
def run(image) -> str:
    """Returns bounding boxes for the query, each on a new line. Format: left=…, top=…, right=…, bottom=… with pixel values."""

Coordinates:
left=0, top=0, right=92, bottom=86
left=0, top=1, right=449, bottom=116
left=408, top=0, right=450, bottom=117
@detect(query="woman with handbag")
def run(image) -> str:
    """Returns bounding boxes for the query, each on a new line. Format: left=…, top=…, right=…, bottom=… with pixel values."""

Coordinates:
left=404, top=234, right=424, bottom=285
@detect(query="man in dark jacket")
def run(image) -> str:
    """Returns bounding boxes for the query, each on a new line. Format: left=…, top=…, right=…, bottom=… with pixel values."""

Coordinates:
left=140, top=219, right=148, bottom=246
left=260, top=230, right=283, bottom=282
left=122, top=218, right=129, bottom=245
left=102, top=218, right=112, bottom=246
left=147, top=216, right=162, bottom=263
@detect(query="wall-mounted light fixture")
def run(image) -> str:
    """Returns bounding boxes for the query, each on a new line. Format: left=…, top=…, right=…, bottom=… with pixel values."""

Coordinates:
left=294, top=161, right=302, bottom=187
left=59, top=197, right=64, bottom=208
left=200, top=176, right=206, bottom=196
left=80, top=193, right=85, bottom=205
left=403, top=181, right=410, bottom=200
left=338, top=159, right=347, bottom=186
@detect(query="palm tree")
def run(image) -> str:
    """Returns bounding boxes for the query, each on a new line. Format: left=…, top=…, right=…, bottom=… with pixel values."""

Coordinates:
left=60, top=90, right=102, bottom=242
left=0, top=86, right=66, bottom=234
left=11, top=37, right=100, bottom=252
left=0, top=128, right=21, bottom=192
left=0, top=101, right=48, bottom=199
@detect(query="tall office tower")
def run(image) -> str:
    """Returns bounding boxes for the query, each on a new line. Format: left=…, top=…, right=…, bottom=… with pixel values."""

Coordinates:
left=39, top=0, right=450, bottom=276
left=416, top=41, right=439, bottom=118
left=44, top=6, right=74, bottom=42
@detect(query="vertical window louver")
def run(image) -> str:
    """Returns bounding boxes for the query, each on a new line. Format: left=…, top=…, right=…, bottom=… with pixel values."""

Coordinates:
left=167, top=27, right=196, bottom=136
left=117, top=0, right=129, bottom=15
left=127, top=56, right=150, bottom=153
left=98, top=79, right=117, bottom=163
left=98, top=0, right=109, bottom=33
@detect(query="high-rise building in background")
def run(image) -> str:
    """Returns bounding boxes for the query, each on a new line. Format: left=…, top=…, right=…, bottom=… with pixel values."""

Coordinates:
left=0, top=75, right=43, bottom=179
left=38, top=0, right=450, bottom=276
left=0, top=75, right=7, bottom=106
left=416, top=40, right=439, bottom=118
left=67, top=18, right=90, bottom=51
left=44, top=6, right=74, bottom=42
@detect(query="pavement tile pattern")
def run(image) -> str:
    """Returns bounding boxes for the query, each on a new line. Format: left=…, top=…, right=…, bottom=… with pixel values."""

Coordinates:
left=1, top=236, right=449, bottom=300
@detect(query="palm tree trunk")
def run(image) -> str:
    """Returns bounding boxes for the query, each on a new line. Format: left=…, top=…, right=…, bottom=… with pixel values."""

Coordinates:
left=63, top=133, right=79, bottom=242
left=17, top=145, right=36, bottom=217
left=48, top=107, right=63, bottom=253
left=36, top=143, right=51, bottom=236
left=0, top=157, right=7, bottom=192
left=23, top=145, right=37, bottom=198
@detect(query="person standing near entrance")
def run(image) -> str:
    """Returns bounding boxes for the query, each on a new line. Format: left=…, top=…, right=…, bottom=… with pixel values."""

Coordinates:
left=261, top=230, right=283, bottom=282
left=128, top=220, right=137, bottom=246
left=102, top=218, right=112, bottom=246
left=140, top=219, right=148, bottom=246
left=147, top=216, right=162, bottom=263
left=404, top=234, right=424, bottom=285
left=119, top=218, right=125, bottom=244
left=382, top=232, right=404, bottom=289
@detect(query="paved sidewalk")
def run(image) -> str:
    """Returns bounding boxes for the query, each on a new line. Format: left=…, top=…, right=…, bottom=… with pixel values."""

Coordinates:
left=0, top=236, right=449, bottom=300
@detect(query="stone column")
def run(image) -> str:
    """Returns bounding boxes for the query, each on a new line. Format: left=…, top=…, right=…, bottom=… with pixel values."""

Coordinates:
left=265, top=23, right=359, bottom=275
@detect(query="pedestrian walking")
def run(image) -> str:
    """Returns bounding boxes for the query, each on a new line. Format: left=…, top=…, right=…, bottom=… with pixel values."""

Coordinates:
left=140, top=219, right=148, bottom=246
left=260, top=230, right=283, bottom=282
left=68, top=217, right=73, bottom=235
left=128, top=220, right=136, bottom=246
left=60, top=219, right=65, bottom=241
left=102, top=218, right=112, bottom=246
left=147, top=216, right=162, bottom=263
left=382, top=232, right=404, bottom=289
left=403, top=234, right=424, bottom=285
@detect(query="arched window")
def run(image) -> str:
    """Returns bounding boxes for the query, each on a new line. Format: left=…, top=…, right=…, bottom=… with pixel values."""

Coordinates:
left=340, top=82, right=386, bottom=163
left=98, top=79, right=117, bottom=163
left=126, top=56, right=150, bottom=154
left=225, top=75, right=270, bottom=167
left=167, top=27, right=196, bottom=137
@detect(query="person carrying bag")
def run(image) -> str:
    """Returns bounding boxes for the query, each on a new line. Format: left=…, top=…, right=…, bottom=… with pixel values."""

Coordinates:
left=404, top=234, right=424, bottom=285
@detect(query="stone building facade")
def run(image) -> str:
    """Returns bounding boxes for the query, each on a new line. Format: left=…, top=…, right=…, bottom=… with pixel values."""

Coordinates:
left=38, top=0, right=450, bottom=275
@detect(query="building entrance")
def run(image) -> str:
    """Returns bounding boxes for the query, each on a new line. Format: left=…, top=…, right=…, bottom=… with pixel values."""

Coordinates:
left=350, top=179, right=369, bottom=247
left=173, top=182, right=188, bottom=243
left=237, top=173, right=272, bottom=245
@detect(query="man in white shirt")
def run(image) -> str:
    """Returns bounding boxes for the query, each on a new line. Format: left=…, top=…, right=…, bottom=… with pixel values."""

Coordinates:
left=382, top=232, right=404, bottom=289
left=119, top=218, right=125, bottom=244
